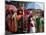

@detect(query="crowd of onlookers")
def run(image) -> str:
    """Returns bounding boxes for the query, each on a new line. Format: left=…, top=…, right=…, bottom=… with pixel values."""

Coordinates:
left=5, top=2, right=44, bottom=33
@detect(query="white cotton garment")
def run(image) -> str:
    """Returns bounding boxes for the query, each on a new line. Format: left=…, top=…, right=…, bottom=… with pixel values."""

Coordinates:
left=30, top=27, right=35, bottom=33
left=30, top=20, right=36, bottom=33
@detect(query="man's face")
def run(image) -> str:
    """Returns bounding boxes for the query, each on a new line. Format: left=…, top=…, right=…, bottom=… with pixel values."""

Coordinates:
left=19, top=11, right=22, bottom=13
left=19, top=11, right=23, bottom=15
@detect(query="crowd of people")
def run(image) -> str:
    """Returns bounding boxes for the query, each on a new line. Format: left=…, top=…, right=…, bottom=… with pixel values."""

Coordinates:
left=5, top=1, right=44, bottom=33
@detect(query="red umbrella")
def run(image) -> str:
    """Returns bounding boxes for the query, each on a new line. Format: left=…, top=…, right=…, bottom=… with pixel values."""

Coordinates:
left=5, top=4, right=17, bottom=12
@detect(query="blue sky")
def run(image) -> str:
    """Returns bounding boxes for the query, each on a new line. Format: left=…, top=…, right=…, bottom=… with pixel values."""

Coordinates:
left=34, top=3, right=44, bottom=10
left=24, top=2, right=35, bottom=9
left=24, top=2, right=44, bottom=10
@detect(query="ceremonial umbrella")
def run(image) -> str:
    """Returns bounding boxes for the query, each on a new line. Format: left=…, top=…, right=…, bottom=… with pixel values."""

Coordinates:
left=5, top=4, right=17, bottom=13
